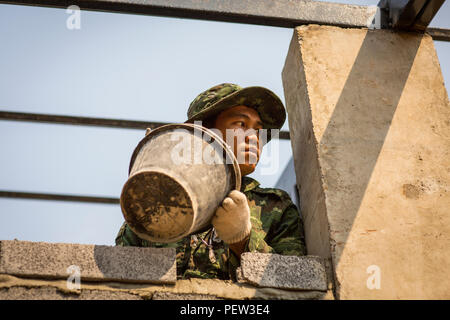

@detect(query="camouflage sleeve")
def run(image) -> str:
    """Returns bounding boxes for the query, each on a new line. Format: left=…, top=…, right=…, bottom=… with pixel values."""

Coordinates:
left=266, top=203, right=306, bottom=256
left=246, top=204, right=275, bottom=254
left=244, top=191, right=306, bottom=257
left=115, top=222, right=145, bottom=247
left=115, top=222, right=185, bottom=249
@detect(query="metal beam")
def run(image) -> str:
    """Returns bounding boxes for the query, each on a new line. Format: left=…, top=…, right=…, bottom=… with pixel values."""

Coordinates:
left=0, top=0, right=378, bottom=29
left=3, top=0, right=448, bottom=41
left=413, top=0, right=446, bottom=31
left=0, top=190, right=119, bottom=204
left=382, top=0, right=445, bottom=31
left=0, top=110, right=291, bottom=139
left=0, top=110, right=167, bottom=130
left=427, top=27, right=450, bottom=41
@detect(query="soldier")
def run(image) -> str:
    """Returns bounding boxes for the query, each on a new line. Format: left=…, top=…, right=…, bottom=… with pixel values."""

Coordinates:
left=115, top=83, right=306, bottom=280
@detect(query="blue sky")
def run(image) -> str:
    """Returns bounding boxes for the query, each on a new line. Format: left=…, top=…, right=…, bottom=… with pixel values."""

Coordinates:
left=0, top=1, right=449, bottom=245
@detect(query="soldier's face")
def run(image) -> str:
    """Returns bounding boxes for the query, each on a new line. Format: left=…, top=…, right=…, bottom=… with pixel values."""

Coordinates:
left=212, top=105, right=263, bottom=176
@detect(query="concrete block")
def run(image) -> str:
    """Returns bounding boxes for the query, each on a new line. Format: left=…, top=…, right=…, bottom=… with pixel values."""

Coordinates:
left=0, top=273, right=328, bottom=300
left=0, top=240, right=176, bottom=284
left=282, top=25, right=450, bottom=299
left=239, top=253, right=327, bottom=291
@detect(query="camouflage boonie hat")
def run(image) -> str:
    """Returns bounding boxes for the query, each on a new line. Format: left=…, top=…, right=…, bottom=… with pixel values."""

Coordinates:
left=185, top=83, right=286, bottom=130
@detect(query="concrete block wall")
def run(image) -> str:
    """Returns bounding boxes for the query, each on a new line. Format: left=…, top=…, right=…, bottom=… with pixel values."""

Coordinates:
left=0, top=240, right=331, bottom=300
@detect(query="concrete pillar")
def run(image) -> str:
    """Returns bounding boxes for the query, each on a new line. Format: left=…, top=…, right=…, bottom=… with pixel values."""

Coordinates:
left=282, top=25, right=450, bottom=299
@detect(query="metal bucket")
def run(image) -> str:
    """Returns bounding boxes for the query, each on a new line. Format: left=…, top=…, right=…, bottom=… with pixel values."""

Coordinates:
left=120, top=123, right=241, bottom=243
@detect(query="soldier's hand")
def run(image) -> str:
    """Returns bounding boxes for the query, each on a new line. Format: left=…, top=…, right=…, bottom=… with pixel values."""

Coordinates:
left=212, top=190, right=252, bottom=244
left=145, top=128, right=152, bottom=136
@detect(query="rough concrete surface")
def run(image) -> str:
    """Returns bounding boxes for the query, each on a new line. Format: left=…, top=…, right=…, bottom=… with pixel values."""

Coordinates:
left=282, top=25, right=450, bottom=299
left=0, top=240, right=176, bottom=284
left=0, top=286, right=142, bottom=300
left=0, top=273, right=328, bottom=300
left=152, top=291, right=219, bottom=300
left=0, top=240, right=333, bottom=300
left=240, top=253, right=327, bottom=291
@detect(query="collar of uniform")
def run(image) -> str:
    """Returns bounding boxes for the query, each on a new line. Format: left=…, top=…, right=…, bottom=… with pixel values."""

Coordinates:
left=240, top=176, right=260, bottom=193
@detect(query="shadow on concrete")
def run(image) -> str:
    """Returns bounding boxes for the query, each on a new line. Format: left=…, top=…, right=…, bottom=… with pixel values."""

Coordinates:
left=93, top=244, right=175, bottom=288
left=317, top=30, right=423, bottom=267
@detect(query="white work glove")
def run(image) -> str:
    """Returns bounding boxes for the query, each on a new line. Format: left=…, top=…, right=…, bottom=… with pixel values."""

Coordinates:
left=212, top=190, right=252, bottom=244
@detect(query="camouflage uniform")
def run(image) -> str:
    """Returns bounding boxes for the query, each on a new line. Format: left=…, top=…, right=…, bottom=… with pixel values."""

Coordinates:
left=115, top=176, right=306, bottom=280
left=116, top=83, right=306, bottom=280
